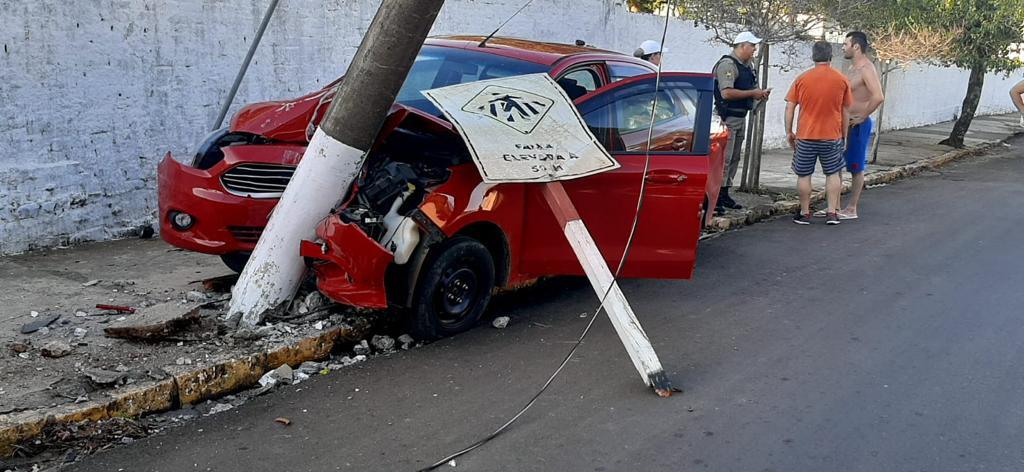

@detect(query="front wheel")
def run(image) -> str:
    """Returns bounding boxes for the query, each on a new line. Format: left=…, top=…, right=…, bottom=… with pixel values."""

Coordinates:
left=407, top=237, right=495, bottom=341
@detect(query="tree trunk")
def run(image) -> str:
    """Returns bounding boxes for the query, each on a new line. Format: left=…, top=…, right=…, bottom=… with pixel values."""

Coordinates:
left=739, top=45, right=768, bottom=191
left=229, top=0, right=446, bottom=327
left=750, top=43, right=770, bottom=189
left=939, top=62, right=986, bottom=148
left=869, top=60, right=894, bottom=164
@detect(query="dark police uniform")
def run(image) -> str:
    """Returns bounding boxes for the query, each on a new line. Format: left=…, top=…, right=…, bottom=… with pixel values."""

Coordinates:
left=712, top=53, right=759, bottom=188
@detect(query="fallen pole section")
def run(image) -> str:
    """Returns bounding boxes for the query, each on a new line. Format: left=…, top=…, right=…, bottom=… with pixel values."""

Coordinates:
left=541, top=181, right=676, bottom=397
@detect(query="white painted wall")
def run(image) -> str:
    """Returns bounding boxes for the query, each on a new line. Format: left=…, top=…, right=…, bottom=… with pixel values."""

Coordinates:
left=1, top=0, right=1020, bottom=254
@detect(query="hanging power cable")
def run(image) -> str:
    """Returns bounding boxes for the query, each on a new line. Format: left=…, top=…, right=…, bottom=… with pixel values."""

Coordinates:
left=417, top=3, right=677, bottom=470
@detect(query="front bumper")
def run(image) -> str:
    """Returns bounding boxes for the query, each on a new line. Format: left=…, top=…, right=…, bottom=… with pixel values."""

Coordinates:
left=301, top=215, right=394, bottom=309
left=157, top=152, right=280, bottom=255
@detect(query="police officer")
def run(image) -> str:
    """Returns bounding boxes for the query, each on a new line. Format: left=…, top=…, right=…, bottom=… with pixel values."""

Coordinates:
left=713, top=31, right=772, bottom=213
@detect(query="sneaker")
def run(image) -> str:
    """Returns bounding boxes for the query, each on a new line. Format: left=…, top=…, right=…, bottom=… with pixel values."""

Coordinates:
left=837, top=209, right=859, bottom=220
left=826, top=212, right=841, bottom=225
left=813, top=209, right=828, bottom=217
left=793, top=212, right=813, bottom=225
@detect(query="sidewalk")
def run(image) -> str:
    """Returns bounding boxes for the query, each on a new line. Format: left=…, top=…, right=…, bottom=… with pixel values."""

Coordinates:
left=0, top=240, right=379, bottom=462
left=714, top=113, right=1023, bottom=228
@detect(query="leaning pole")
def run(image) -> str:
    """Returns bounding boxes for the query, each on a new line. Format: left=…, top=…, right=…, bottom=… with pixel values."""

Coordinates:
left=228, top=0, right=447, bottom=327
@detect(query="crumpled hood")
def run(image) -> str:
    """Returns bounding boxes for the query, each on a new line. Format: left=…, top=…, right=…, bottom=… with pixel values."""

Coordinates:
left=228, top=82, right=458, bottom=148
left=229, top=83, right=338, bottom=143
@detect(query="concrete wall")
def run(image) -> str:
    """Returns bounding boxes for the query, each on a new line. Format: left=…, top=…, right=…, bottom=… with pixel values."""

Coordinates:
left=1, top=0, right=1020, bottom=254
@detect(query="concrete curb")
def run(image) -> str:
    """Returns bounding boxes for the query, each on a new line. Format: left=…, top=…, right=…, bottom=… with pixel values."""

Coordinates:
left=708, top=136, right=1016, bottom=232
left=0, top=320, right=370, bottom=457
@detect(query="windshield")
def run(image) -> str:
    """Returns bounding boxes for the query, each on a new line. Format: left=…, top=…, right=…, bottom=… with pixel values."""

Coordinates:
left=396, top=45, right=549, bottom=116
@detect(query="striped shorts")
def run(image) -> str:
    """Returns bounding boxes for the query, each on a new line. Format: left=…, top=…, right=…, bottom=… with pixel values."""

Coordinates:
left=792, top=139, right=845, bottom=177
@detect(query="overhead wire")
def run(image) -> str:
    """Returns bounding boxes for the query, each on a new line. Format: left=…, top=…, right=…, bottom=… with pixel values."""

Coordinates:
left=417, top=2, right=676, bottom=470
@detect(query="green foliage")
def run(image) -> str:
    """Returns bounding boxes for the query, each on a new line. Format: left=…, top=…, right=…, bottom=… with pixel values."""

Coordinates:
left=938, top=0, right=1024, bottom=72
left=626, top=0, right=670, bottom=12
left=826, top=0, right=1024, bottom=72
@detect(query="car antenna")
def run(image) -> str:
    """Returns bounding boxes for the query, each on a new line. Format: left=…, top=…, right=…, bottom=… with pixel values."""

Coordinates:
left=478, top=0, right=534, bottom=47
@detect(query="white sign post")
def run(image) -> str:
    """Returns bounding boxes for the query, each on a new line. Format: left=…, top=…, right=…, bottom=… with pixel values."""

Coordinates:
left=424, top=74, right=676, bottom=396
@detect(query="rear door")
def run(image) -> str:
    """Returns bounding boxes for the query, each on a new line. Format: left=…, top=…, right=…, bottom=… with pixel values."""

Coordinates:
left=519, top=73, right=715, bottom=280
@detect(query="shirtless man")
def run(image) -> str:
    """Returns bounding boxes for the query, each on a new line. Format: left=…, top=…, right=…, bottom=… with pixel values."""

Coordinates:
left=1010, top=79, right=1024, bottom=127
left=836, top=31, right=884, bottom=219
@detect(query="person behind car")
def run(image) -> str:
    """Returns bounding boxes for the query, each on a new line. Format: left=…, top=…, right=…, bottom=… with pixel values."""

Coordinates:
left=712, top=31, right=772, bottom=214
left=1010, top=79, right=1024, bottom=128
left=785, top=41, right=852, bottom=226
left=634, top=40, right=665, bottom=66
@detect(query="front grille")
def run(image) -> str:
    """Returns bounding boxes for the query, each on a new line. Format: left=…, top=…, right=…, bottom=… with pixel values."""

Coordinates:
left=220, top=163, right=295, bottom=198
left=228, top=226, right=264, bottom=243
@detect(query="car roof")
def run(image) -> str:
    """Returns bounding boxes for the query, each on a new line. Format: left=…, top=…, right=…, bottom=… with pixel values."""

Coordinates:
left=425, top=36, right=634, bottom=67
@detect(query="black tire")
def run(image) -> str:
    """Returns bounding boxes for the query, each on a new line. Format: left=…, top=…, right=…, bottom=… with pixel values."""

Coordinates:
left=407, top=237, right=495, bottom=341
left=220, top=252, right=251, bottom=273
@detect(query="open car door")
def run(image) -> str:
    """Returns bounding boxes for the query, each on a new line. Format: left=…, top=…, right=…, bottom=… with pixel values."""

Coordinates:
left=520, top=72, right=716, bottom=280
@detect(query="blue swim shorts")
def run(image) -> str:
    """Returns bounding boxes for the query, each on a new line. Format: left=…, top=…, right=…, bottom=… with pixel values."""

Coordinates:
left=845, top=117, right=874, bottom=174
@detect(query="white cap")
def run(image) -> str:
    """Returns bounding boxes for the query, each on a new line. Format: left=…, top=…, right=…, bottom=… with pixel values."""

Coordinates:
left=732, top=31, right=762, bottom=46
left=635, top=40, right=665, bottom=57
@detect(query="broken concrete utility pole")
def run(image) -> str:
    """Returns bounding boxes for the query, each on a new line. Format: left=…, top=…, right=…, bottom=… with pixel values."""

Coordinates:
left=229, top=0, right=446, bottom=327
left=540, top=182, right=674, bottom=397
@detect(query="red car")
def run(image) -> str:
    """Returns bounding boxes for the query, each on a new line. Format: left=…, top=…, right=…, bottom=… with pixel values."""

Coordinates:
left=159, top=36, right=727, bottom=338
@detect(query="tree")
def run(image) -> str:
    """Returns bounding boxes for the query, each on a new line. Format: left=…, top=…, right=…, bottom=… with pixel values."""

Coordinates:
left=626, top=0, right=668, bottom=12
left=933, top=0, right=1024, bottom=148
left=679, top=0, right=869, bottom=190
left=825, top=0, right=960, bottom=161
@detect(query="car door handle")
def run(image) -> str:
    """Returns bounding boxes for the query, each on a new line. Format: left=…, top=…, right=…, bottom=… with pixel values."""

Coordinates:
left=672, top=137, right=690, bottom=151
left=644, top=171, right=687, bottom=184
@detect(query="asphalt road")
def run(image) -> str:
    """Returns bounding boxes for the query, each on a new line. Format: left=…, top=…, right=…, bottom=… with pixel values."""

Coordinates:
left=71, top=139, right=1024, bottom=472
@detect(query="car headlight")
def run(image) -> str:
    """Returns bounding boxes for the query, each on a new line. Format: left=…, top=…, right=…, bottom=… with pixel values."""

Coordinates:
left=190, top=127, right=229, bottom=169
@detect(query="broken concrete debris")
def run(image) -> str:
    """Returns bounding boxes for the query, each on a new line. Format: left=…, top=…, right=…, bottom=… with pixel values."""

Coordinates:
left=371, top=335, right=396, bottom=352
left=185, top=291, right=207, bottom=303
left=20, top=314, right=60, bottom=334
left=10, top=341, right=31, bottom=354
left=297, top=361, right=326, bottom=376
left=73, top=328, right=88, bottom=338
left=204, top=402, right=234, bottom=416
left=103, top=302, right=201, bottom=340
left=492, top=316, right=510, bottom=329
left=398, top=334, right=415, bottom=350
left=83, top=368, right=126, bottom=388
left=259, top=364, right=295, bottom=389
left=40, top=341, right=73, bottom=358
left=82, top=279, right=101, bottom=287
left=353, top=339, right=371, bottom=356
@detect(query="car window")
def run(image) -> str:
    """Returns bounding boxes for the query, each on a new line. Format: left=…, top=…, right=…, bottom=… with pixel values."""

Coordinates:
left=557, top=68, right=600, bottom=100
left=608, top=62, right=652, bottom=82
left=396, top=46, right=549, bottom=116
left=582, top=83, right=703, bottom=153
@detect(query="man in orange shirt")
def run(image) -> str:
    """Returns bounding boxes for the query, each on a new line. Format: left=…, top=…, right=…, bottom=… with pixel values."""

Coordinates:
left=785, top=41, right=852, bottom=225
